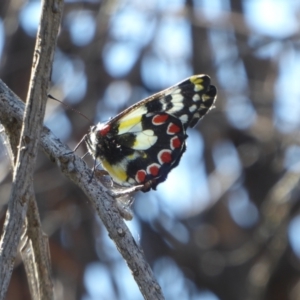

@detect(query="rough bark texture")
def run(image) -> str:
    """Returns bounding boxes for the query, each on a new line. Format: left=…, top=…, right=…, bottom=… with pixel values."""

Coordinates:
left=0, top=0, right=63, bottom=298
left=0, top=80, right=164, bottom=299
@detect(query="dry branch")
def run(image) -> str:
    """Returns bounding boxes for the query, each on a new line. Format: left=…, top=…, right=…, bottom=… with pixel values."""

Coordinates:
left=0, top=82, right=164, bottom=299
left=0, top=0, right=63, bottom=298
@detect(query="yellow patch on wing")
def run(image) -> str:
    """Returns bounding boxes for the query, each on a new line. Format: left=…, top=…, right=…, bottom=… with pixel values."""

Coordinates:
left=132, top=130, right=158, bottom=150
left=126, top=151, right=148, bottom=162
left=126, top=153, right=136, bottom=160
left=202, top=93, right=213, bottom=102
left=118, top=117, right=143, bottom=135
left=117, top=106, right=147, bottom=134
left=190, top=76, right=204, bottom=92
left=102, top=159, right=128, bottom=184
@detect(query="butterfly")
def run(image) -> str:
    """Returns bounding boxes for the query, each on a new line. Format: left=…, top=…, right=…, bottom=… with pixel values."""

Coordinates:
left=84, top=75, right=217, bottom=192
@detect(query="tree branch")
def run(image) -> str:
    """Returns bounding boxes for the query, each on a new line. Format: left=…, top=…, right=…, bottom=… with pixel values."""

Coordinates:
left=0, top=0, right=63, bottom=298
left=21, top=191, right=54, bottom=300
left=4, top=116, right=54, bottom=300
left=0, top=84, right=164, bottom=299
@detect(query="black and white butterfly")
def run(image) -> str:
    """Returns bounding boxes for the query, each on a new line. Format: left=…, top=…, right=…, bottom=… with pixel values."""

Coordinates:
left=84, top=75, right=217, bottom=192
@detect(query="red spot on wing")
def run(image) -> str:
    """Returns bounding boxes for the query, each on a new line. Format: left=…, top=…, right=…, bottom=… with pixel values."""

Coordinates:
left=171, top=136, right=181, bottom=149
left=136, top=170, right=146, bottom=183
left=152, top=114, right=169, bottom=125
left=147, top=163, right=160, bottom=176
left=167, top=123, right=181, bottom=135
left=99, top=124, right=111, bottom=136
left=158, top=150, right=172, bottom=164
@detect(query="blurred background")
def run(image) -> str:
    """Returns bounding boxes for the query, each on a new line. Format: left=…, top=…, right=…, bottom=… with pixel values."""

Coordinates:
left=1, top=0, right=300, bottom=299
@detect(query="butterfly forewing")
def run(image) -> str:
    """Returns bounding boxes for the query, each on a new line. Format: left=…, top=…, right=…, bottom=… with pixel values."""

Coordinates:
left=86, top=74, right=217, bottom=191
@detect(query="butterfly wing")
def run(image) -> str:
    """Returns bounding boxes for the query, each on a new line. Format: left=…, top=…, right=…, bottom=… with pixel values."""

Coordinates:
left=87, top=74, right=217, bottom=190
left=115, top=113, right=187, bottom=190
left=108, top=74, right=217, bottom=130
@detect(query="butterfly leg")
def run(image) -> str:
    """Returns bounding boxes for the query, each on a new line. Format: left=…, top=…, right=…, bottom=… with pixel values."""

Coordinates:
left=74, top=134, right=87, bottom=152
left=63, top=134, right=88, bottom=156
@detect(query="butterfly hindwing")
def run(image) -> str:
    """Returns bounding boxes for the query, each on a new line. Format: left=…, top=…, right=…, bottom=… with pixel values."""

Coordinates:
left=85, top=74, right=217, bottom=191
left=121, top=113, right=186, bottom=189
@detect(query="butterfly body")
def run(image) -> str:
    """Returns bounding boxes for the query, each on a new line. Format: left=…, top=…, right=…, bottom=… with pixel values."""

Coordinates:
left=85, top=75, right=217, bottom=192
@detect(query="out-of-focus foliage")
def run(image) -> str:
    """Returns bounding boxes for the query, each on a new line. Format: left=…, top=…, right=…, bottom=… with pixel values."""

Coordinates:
left=1, top=0, right=300, bottom=299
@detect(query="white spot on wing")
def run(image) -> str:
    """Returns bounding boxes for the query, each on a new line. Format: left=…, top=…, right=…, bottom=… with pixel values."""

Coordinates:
left=193, top=113, right=200, bottom=119
left=132, top=130, right=158, bottom=150
left=128, top=178, right=135, bottom=184
left=171, top=93, right=183, bottom=103
left=189, top=105, right=197, bottom=112
left=193, top=94, right=200, bottom=102
left=167, top=102, right=184, bottom=114
left=180, top=114, right=188, bottom=123
left=160, top=99, right=167, bottom=110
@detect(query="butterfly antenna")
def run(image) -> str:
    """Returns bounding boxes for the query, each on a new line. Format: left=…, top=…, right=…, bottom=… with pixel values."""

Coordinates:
left=47, top=94, right=93, bottom=124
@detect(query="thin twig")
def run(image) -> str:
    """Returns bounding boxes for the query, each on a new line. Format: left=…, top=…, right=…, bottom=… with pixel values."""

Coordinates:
left=4, top=112, right=54, bottom=300
left=0, top=0, right=63, bottom=298
left=21, top=192, right=53, bottom=300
